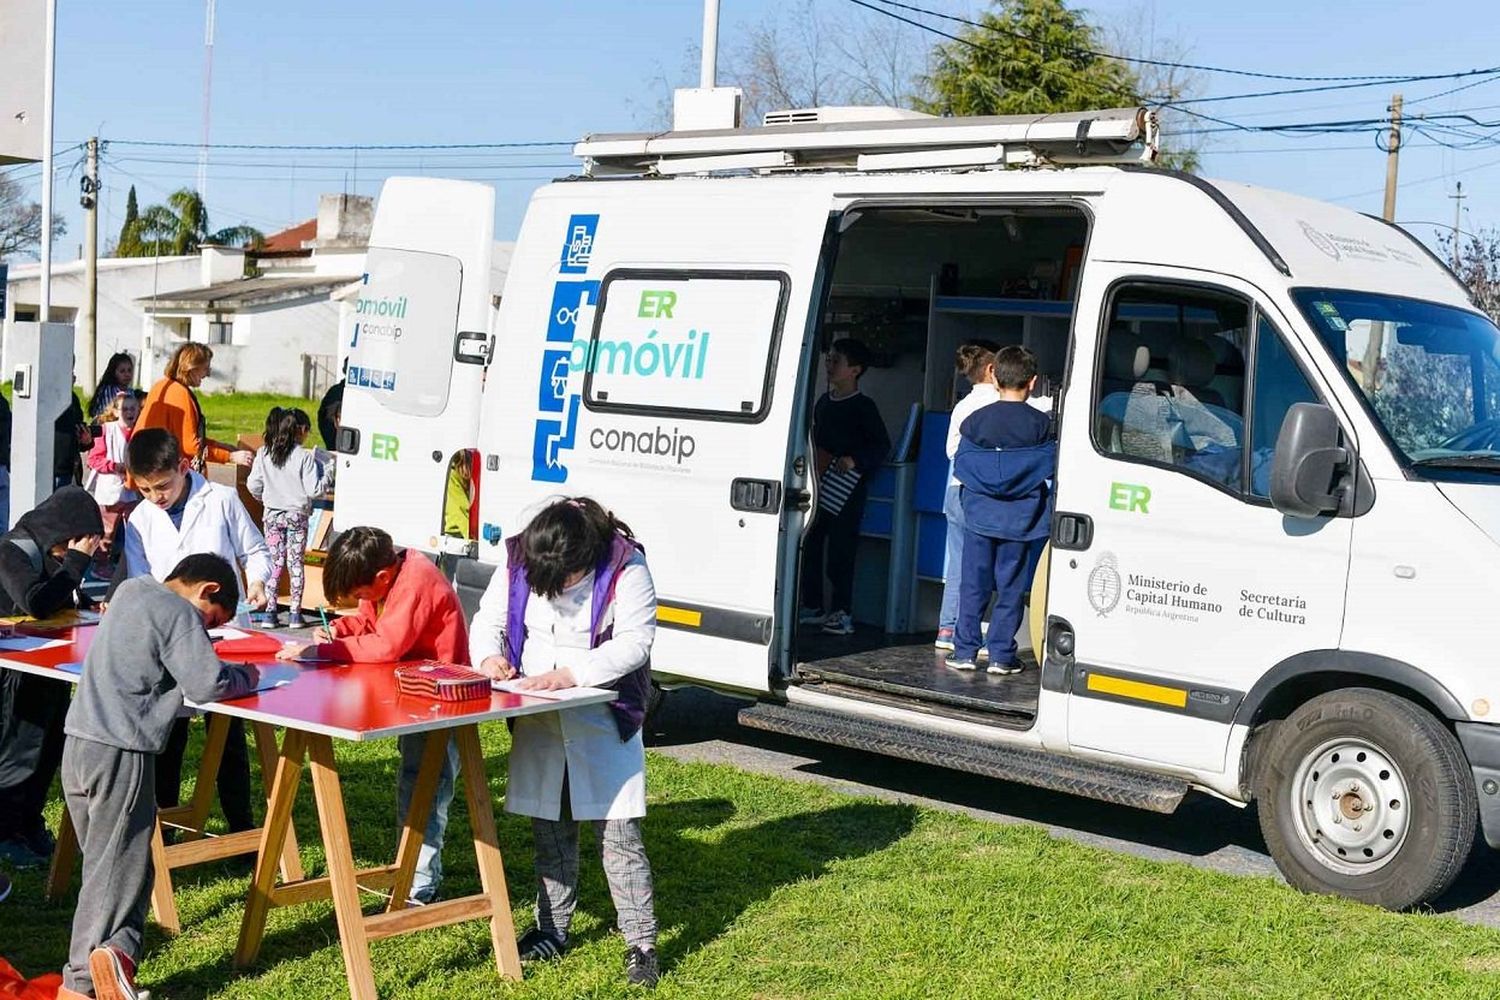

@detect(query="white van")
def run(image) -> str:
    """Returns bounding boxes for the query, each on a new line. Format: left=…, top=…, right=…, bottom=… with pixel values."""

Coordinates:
left=336, top=106, right=1500, bottom=910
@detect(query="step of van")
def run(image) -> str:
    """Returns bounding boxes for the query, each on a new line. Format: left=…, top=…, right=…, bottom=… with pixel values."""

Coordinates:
left=737, top=700, right=1189, bottom=814
left=797, top=652, right=1041, bottom=718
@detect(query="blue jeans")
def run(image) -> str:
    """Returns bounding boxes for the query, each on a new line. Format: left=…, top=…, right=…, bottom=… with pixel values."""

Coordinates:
left=938, top=483, right=966, bottom=631
left=396, top=732, right=459, bottom=903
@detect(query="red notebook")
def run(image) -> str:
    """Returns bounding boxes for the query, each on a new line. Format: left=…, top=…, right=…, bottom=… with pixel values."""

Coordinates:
left=394, top=661, right=491, bottom=702
left=213, top=634, right=284, bottom=658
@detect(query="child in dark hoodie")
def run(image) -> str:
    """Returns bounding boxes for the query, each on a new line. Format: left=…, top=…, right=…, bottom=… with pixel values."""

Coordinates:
left=0, top=486, right=103, bottom=868
left=948, top=346, right=1056, bottom=674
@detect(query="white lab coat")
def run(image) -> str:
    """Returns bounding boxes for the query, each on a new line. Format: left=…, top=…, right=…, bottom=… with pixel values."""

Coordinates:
left=121, top=470, right=272, bottom=591
left=470, top=548, right=656, bottom=821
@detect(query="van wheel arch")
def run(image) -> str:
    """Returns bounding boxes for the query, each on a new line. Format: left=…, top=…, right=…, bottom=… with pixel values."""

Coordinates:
left=1238, top=651, right=1465, bottom=800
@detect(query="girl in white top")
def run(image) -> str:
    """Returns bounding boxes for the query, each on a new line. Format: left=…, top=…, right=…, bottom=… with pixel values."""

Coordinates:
left=83, top=391, right=141, bottom=574
left=937, top=342, right=1002, bottom=650
left=469, top=497, right=661, bottom=987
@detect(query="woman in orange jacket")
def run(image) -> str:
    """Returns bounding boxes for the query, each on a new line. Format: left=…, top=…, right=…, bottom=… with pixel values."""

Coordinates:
left=137, top=343, right=253, bottom=470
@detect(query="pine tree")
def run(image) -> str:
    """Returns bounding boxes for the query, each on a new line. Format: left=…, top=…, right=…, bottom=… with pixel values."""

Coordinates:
left=114, top=185, right=143, bottom=256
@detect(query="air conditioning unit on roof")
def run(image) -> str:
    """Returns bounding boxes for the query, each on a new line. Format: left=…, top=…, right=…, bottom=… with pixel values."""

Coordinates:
left=763, top=105, right=935, bottom=127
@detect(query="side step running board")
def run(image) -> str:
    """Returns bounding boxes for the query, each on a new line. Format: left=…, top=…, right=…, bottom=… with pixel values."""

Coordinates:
left=738, top=700, right=1189, bottom=814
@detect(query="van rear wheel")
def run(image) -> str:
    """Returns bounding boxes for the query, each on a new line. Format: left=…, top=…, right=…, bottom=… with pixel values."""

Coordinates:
left=1254, top=688, right=1476, bottom=910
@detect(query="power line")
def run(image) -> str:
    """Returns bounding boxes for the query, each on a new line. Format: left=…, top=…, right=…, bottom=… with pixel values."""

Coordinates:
left=859, top=0, right=1420, bottom=84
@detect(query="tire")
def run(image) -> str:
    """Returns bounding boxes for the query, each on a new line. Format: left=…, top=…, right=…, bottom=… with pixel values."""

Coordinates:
left=1254, top=687, right=1477, bottom=910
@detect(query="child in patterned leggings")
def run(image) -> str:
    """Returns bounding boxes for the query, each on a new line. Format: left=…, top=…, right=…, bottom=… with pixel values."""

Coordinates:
left=248, top=407, right=329, bottom=627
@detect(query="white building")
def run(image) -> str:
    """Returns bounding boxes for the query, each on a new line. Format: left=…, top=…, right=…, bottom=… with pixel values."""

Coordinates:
left=4, top=191, right=514, bottom=398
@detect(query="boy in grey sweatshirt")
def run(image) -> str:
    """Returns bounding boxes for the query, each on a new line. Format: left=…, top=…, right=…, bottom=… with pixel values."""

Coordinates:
left=59, top=553, right=260, bottom=1000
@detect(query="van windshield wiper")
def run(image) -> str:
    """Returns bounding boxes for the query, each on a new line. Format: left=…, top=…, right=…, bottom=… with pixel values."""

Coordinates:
left=1411, top=454, right=1500, bottom=470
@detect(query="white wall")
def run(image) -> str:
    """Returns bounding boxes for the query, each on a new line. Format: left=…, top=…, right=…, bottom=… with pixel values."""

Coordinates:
left=3, top=256, right=200, bottom=386
left=203, top=297, right=343, bottom=396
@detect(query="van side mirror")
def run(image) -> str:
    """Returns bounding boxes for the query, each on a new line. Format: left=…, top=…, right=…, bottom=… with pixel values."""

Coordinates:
left=1270, top=403, right=1349, bottom=518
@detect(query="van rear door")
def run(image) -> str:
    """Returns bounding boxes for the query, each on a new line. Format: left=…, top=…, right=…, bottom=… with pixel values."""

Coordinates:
left=334, top=178, right=494, bottom=551
left=477, top=181, right=833, bottom=694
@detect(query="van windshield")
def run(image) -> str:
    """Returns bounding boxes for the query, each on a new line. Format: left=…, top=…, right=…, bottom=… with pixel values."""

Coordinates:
left=1293, top=288, right=1500, bottom=473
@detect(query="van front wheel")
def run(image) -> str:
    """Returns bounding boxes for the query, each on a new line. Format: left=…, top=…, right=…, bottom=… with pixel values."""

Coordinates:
left=1255, top=688, right=1476, bottom=910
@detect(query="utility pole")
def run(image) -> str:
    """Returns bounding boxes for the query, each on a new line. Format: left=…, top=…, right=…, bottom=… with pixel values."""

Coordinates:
left=1449, top=181, right=1467, bottom=267
left=1382, top=93, right=1403, bottom=223
left=1365, top=93, right=1403, bottom=393
left=80, top=136, right=99, bottom=386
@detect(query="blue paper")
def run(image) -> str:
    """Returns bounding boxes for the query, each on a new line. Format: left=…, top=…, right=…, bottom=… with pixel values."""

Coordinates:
left=56, top=661, right=84, bottom=674
left=0, top=635, right=57, bottom=651
left=251, top=664, right=300, bottom=692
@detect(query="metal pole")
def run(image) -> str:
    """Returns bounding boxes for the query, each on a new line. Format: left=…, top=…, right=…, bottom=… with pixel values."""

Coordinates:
left=1449, top=181, right=1466, bottom=268
left=82, top=136, right=99, bottom=385
left=700, top=0, right=720, bottom=89
left=38, top=0, right=56, bottom=319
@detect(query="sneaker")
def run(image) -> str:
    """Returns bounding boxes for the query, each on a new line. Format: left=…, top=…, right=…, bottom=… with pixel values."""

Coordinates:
left=625, top=946, right=660, bottom=988
left=0, top=872, right=11, bottom=903
left=934, top=627, right=955, bottom=651
left=987, top=660, right=1023, bottom=676
left=285, top=612, right=309, bottom=629
left=821, top=611, right=855, bottom=636
left=517, top=927, right=567, bottom=962
left=0, top=836, right=45, bottom=870
left=798, top=606, right=827, bottom=625
left=944, top=655, right=977, bottom=671
left=89, top=944, right=146, bottom=1000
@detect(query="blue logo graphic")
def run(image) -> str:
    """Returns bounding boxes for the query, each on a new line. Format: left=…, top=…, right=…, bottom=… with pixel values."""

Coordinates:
left=559, top=215, right=598, bottom=274
left=532, top=220, right=600, bottom=482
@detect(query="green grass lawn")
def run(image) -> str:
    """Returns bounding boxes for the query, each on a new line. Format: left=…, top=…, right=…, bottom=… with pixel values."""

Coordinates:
left=198, top=392, right=318, bottom=445
left=5, top=726, right=1500, bottom=999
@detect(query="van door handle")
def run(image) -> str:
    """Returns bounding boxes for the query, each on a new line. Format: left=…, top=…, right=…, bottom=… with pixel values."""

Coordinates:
left=1052, top=511, right=1093, bottom=551
left=731, top=478, right=783, bottom=514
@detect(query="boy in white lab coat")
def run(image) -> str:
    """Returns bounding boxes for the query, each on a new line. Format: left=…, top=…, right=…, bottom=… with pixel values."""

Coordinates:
left=470, top=497, right=661, bottom=989
left=118, top=428, right=272, bottom=835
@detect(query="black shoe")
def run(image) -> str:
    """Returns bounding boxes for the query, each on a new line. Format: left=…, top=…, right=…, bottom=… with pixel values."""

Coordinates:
left=625, top=946, right=660, bottom=988
left=517, top=928, right=567, bottom=962
left=20, top=823, right=55, bottom=860
left=0, top=837, right=46, bottom=870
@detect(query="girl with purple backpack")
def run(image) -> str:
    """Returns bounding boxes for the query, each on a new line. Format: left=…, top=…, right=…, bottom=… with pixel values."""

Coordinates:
left=470, top=496, right=661, bottom=989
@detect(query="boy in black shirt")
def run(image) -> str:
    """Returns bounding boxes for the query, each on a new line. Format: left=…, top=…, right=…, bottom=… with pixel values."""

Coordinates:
left=799, top=338, right=890, bottom=636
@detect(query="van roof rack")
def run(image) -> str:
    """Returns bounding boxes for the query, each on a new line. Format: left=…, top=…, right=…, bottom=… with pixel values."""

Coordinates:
left=575, top=106, right=1157, bottom=178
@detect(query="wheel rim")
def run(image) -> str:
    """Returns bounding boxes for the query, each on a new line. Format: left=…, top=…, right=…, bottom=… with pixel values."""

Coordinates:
left=1290, top=737, right=1412, bottom=876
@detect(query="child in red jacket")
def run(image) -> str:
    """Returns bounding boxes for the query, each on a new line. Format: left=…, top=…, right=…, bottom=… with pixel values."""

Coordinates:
left=279, top=526, right=468, bottom=903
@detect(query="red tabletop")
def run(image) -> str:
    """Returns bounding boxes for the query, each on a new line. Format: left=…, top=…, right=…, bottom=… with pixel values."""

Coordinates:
left=0, top=623, right=614, bottom=742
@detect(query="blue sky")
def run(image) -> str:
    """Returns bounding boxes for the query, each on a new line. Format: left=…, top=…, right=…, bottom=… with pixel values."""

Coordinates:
left=7, top=0, right=1500, bottom=257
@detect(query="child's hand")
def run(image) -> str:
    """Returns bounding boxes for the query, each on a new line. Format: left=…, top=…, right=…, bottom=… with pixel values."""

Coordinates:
left=312, top=626, right=334, bottom=643
left=514, top=667, right=577, bottom=691
left=245, top=581, right=269, bottom=610
left=231, top=450, right=255, bottom=467
left=67, top=535, right=102, bottom=556
left=476, top=655, right=517, bottom=681
left=835, top=455, right=857, bottom=473
left=277, top=642, right=314, bottom=661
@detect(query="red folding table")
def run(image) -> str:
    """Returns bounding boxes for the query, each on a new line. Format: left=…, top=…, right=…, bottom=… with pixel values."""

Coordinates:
left=0, top=625, right=614, bottom=999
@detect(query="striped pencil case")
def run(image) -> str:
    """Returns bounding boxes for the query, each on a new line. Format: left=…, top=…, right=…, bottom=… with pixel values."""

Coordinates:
left=394, top=661, right=491, bottom=702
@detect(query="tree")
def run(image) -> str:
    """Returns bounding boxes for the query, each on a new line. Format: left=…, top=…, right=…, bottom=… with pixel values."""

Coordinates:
left=0, top=171, right=67, bottom=261
left=634, top=0, right=930, bottom=129
left=918, top=0, right=1139, bottom=118
left=114, top=184, right=144, bottom=257
left=1439, top=226, right=1500, bottom=323
left=116, top=187, right=263, bottom=258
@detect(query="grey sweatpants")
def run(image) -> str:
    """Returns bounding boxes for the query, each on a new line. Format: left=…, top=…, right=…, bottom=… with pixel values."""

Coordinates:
left=532, top=803, right=657, bottom=950
left=61, top=737, right=156, bottom=996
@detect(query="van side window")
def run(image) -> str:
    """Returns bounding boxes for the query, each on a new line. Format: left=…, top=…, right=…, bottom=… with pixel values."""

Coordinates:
left=1093, top=284, right=1249, bottom=491
left=1247, top=317, right=1319, bottom=498
left=581, top=270, right=790, bottom=422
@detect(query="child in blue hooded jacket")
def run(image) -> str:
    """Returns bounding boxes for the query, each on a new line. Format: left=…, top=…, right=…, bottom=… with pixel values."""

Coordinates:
left=948, top=346, right=1056, bottom=673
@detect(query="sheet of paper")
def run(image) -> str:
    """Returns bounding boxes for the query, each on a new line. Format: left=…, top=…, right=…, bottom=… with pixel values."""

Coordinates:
left=55, top=662, right=84, bottom=675
left=0, top=609, right=101, bottom=629
left=0, top=635, right=68, bottom=651
left=208, top=627, right=253, bottom=642
left=490, top=680, right=614, bottom=702
left=250, top=664, right=301, bottom=692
